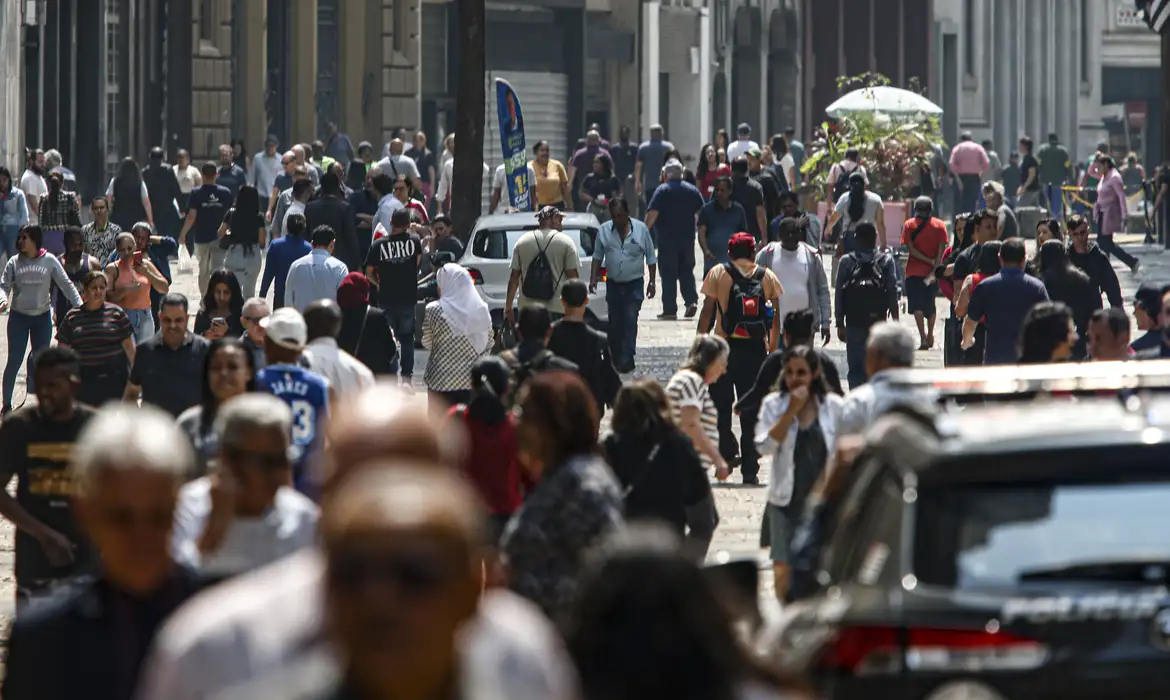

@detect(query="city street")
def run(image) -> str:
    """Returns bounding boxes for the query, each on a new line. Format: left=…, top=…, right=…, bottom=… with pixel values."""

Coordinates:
left=0, top=231, right=1159, bottom=630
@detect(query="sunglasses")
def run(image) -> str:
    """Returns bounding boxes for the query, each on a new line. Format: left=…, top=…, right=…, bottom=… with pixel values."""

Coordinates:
left=225, top=446, right=288, bottom=470
left=327, top=548, right=455, bottom=594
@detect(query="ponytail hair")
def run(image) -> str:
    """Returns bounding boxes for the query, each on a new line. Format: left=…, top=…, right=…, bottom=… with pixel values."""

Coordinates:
left=846, top=172, right=867, bottom=223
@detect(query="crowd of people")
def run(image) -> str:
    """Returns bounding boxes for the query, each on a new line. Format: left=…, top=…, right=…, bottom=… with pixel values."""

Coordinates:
left=0, top=113, right=1167, bottom=699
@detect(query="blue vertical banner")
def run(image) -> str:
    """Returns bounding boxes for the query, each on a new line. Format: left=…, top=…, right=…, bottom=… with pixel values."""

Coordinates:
left=495, top=78, right=531, bottom=211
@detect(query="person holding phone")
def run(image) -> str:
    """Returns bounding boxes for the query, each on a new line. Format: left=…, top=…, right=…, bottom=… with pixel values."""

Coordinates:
left=104, top=231, right=169, bottom=344
left=194, top=269, right=246, bottom=341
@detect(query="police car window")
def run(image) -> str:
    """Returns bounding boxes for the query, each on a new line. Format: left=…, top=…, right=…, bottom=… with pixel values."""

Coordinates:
left=471, top=228, right=594, bottom=259
left=915, top=481, right=1170, bottom=589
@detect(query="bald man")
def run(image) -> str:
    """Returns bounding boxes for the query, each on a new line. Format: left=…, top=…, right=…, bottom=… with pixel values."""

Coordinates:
left=137, top=384, right=575, bottom=700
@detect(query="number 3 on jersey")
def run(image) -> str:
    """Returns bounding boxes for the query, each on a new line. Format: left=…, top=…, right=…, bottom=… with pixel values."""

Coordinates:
left=290, top=399, right=316, bottom=444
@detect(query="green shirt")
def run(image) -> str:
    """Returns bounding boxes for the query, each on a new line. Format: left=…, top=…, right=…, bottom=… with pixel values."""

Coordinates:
left=1036, top=143, right=1071, bottom=185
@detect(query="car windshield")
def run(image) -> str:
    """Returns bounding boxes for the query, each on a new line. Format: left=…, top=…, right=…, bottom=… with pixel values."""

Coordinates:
left=471, top=227, right=596, bottom=260
left=914, top=480, right=1170, bottom=589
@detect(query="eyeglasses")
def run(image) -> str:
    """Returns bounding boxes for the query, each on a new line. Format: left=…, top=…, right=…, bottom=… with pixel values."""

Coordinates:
left=327, top=548, right=455, bottom=594
left=243, top=315, right=267, bottom=324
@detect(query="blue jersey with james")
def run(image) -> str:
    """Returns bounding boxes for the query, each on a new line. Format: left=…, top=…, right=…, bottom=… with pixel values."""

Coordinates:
left=255, top=364, right=330, bottom=497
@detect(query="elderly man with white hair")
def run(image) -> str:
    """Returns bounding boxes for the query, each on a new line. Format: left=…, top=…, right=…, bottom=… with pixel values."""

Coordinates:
left=836, top=321, right=929, bottom=437
left=3, top=404, right=203, bottom=700
left=172, top=394, right=318, bottom=582
left=981, top=179, right=1018, bottom=241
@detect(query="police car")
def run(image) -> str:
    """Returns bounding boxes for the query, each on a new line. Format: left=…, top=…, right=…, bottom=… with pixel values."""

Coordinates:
left=771, top=396, right=1170, bottom=700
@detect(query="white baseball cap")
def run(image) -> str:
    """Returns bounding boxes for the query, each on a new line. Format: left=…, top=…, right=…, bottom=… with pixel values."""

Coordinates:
left=259, top=307, right=307, bottom=350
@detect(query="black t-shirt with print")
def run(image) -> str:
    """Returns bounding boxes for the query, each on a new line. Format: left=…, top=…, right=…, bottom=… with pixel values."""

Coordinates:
left=0, top=403, right=99, bottom=589
left=365, top=231, right=422, bottom=307
left=1020, top=154, right=1041, bottom=192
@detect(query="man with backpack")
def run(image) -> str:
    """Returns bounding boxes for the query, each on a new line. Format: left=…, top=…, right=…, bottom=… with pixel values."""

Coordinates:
left=504, top=206, right=580, bottom=327
left=548, top=280, right=621, bottom=412
left=835, top=222, right=899, bottom=388
left=697, top=232, right=783, bottom=486
left=500, top=306, right=579, bottom=407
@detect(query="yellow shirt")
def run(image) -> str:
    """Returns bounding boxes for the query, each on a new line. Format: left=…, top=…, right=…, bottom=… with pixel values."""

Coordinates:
left=531, top=159, right=568, bottom=206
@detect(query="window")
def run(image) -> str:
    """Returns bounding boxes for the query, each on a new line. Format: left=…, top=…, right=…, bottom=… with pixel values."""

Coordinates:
left=963, top=0, right=975, bottom=75
left=472, top=227, right=596, bottom=260
left=200, top=0, right=215, bottom=43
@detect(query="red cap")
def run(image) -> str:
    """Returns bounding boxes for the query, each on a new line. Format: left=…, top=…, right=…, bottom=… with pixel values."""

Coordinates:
left=728, top=232, right=757, bottom=257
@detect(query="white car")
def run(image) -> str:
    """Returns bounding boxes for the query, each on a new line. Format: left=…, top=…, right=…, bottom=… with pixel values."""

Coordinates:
left=460, top=212, right=610, bottom=326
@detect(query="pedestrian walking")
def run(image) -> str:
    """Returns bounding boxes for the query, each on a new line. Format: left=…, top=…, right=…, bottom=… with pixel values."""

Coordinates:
left=125, top=293, right=211, bottom=417
left=304, top=299, right=375, bottom=399
left=173, top=393, right=317, bottom=582
left=194, top=268, right=246, bottom=341
left=56, top=271, right=135, bottom=407
left=1017, top=301, right=1078, bottom=364
left=81, top=196, right=120, bottom=262
left=0, top=225, right=82, bottom=413
left=19, top=149, right=46, bottom=227
left=421, top=264, right=492, bottom=411
left=286, top=224, right=350, bottom=312
left=697, top=175, right=749, bottom=274
left=1036, top=238, right=1097, bottom=360
left=635, top=124, right=674, bottom=214
left=828, top=172, right=888, bottom=258
left=218, top=185, right=267, bottom=298
left=699, top=232, right=783, bottom=485
left=258, top=213, right=310, bottom=311
left=364, top=209, right=422, bottom=383
left=729, top=158, right=767, bottom=244
left=568, top=130, right=614, bottom=212
left=768, top=190, right=822, bottom=249
left=38, top=171, right=81, bottom=255
left=755, top=345, right=843, bottom=601
left=548, top=280, right=620, bottom=411
left=1016, top=136, right=1042, bottom=207
left=500, top=306, right=579, bottom=406
left=107, top=157, right=153, bottom=234
left=530, top=140, right=572, bottom=211
left=335, top=272, right=399, bottom=377
left=1037, top=132, right=1073, bottom=216
left=1130, top=283, right=1165, bottom=353
left=591, top=197, right=655, bottom=371
left=666, top=334, right=730, bottom=479
left=1087, top=307, right=1131, bottom=362
left=305, top=172, right=360, bottom=271
left=953, top=240, right=1003, bottom=365
left=900, top=197, right=948, bottom=349
left=1093, top=153, right=1140, bottom=273
left=216, top=144, right=248, bottom=197
left=949, top=132, right=990, bottom=215
left=250, top=135, right=282, bottom=213
left=56, top=226, right=100, bottom=321
left=645, top=159, right=704, bottom=319
left=176, top=337, right=257, bottom=476
left=578, top=155, right=623, bottom=222
left=2, top=403, right=202, bottom=700
left=0, top=347, right=97, bottom=607
left=504, top=205, right=581, bottom=325
left=726, top=123, right=760, bottom=162
left=142, top=147, right=183, bottom=240
left=239, top=297, right=270, bottom=369
left=180, top=162, right=234, bottom=294
left=1067, top=214, right=1125, bottom=310
left=756, top=217, right=832, bottom=346
left=961, top=238, right=1049, bottom=364
left=835, top=321, right=921, bottom=436
left=0, top=166, right=30, bottom=259
left=835, top=222, right=899, bottom=387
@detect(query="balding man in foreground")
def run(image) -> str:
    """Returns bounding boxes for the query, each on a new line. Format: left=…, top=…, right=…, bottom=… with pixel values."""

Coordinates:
left=136, top=383, right=577, bottom=700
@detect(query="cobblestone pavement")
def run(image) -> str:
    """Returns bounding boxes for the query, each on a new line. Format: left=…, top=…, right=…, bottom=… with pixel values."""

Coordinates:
left=0, top=233, right=1156, bottom=629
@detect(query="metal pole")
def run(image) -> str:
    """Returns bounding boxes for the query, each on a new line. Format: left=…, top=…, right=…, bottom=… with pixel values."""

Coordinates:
left=1162, top=29, right=1170, bottom=248
left=36, top=0, right=44, bottom=147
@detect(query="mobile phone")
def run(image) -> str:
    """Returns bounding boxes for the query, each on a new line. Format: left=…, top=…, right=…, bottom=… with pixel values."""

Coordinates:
left=133, top=251, right=144, bottom=265
left=212, top=317, right=226, bottom=327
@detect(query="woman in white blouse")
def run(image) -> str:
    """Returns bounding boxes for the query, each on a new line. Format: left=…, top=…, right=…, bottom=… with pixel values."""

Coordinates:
left=421, top=263, right=493, bottom=412
left=754, top=345, right=842, bottom=603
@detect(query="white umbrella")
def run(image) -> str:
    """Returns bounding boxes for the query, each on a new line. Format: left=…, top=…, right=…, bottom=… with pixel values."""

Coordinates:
left=826, top=86, right=943, bottom=119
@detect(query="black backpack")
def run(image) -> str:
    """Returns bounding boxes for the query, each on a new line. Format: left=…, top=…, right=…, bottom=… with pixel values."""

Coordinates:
left=842, top=254, right=891, bottom=328
left=500, top=348, right=554, bottom=407
left=720, top=264, right=769, bottom=340
left=520, top=232, right=559, bottom=301
left=832, top=162, right=858, bottom=202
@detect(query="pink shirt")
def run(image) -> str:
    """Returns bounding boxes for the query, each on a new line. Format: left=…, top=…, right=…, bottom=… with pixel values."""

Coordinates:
left=1094, top=169, right=1127, bottom=222
left=948, top=141, right=991, bottom=176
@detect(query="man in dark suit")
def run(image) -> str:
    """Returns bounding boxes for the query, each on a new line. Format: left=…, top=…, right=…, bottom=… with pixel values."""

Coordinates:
left=142, top=147, right=183, bottom=239
left=305, top=171, right=359, bottom=271
left=2, top=404, right=202, bottom=700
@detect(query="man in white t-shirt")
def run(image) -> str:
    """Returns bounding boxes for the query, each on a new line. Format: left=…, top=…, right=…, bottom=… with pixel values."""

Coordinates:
left=756, top=217, right=832, bottom=344
left=172, top=394, right=318, bottom=581
left=726, top=123, right=760, bottom=163
left=303, top=299, right=375, bottom=398
left=376, top=138, right=422, bottom=191
left=490, top=161, right=538, bottom=213
left=19, top=149, right=47, bottom=226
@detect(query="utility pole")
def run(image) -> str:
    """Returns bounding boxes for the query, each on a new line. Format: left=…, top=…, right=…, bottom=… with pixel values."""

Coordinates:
left=1140, top=0, right=1170, bottom=245
left=450, top=0, right=486, bottom=243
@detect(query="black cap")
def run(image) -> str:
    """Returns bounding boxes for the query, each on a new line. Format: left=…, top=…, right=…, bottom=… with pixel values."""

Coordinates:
left=1135, top=283, right=1165, bottom=316
left=737, top=122, right=751, bottom=135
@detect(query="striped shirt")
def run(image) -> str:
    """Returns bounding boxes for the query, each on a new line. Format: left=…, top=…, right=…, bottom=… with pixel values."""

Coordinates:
left=665, top=369, right=719, bottom=468
left=57, top=302, right=134, bottom=367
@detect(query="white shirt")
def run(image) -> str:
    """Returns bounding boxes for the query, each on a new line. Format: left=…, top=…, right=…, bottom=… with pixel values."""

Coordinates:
left=776, top=153, right=796, bottom=188
left=304, top=337, right=374, bottom=398
left=282, top=200, right=306, bottom=233
left=492, top=163, right=539, bottom=210
left=284, top=249, right=349, bottom=311
left=174, top=164, right=202, bottom=194
left=375, top=153, right=421, bottom=181
left=755, top=392, right=843, bottom=506
left=172, top=477, right=318, bottom=578
left=436, top=158, right=491, bottom=203
left=19, top=169, right=47, bottom=225
left=373, top=193, right=404, bottom=233
left=726, top=139, right=760, bottom=163
left=770, top=245, right=812, bottom=326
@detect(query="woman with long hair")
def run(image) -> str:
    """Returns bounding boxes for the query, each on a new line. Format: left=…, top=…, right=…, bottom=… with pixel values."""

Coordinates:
left=755, top=345, right=842, bottom=603
left=421, top=263, right=493, bottom=410
left=697, top=144, right=731, bottom=199
left=104, top=230, right=169, bottom=343
left=217, top=185, right=267, bottom=297
left=954, top=240, right=1002, bottom=365
left=826, top=171, right=887, bottom=255
left=530, top=140, right=572, bottom=210
left=107, top=156, right=153, bottom=233
left=448, top=355, right=524, bottom=543
left=603, top=380, right=718, bottom=561
left=176, top=337, right=257, bottom=477
left=579, top=154, right=623, bottom=222
left=1036, top=238, right=1096, bottom=359
left=566, top=525, right=808, bottom=700
left=714, top=128, right=730, bottom=152
left=1093, top=153, right=1140, bottom=272
left=0, top=226, right=81, bottom=413
left=37, top=170, right=81, bottom=255
left=230, top=138, right=248, bottom=171
left=772, top=135, right=795, bottom=190
left=0, top=166, right=29, bottom=259
left=938, top=213, right=973, bottom=366
left=55, top=270, right=135, bottom=407
left=194, top=269, right=246, bottom=340
left=1026, top=217, right=1064, bottom=274
left=1018, top=301, right=1078, bottom=364
left=500, top=371, right=623, bottom=627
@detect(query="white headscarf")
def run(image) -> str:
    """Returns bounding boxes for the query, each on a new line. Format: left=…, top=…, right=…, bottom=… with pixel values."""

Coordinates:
left=437, top=264, right=492, bottom=351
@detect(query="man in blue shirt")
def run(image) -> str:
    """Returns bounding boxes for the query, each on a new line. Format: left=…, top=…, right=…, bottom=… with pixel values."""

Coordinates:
left=261, top=213, right=313, bottom=309
left=644, top=159, right=704, bottom=320
left=255, top=307, right=331, bottom=499
left=179, top=162, right=234, bottom=295
left=697, top=176, right=749, bottom=270
left=590, top=197, right=657, bottom=372
left=285, top=224, right=349, bottom=311
left=963, top=237, right=1049, bottom=364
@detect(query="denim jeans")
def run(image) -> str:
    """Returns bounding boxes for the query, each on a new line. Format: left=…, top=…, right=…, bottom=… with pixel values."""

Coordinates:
left=124, top=308, right=156, bottom=344
left=657, top=238, right=698, bottom=315
left=845, top=325, right=871, bottom=389
left=0, top=224, right=18, bottom=257
left=1044, top=183, right=1064, bottom=217
left=4, top=310, right=52, bottom=408
left=383, top=303, right=416, bottom=378
left=605, top=279, right=644, bottom=368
